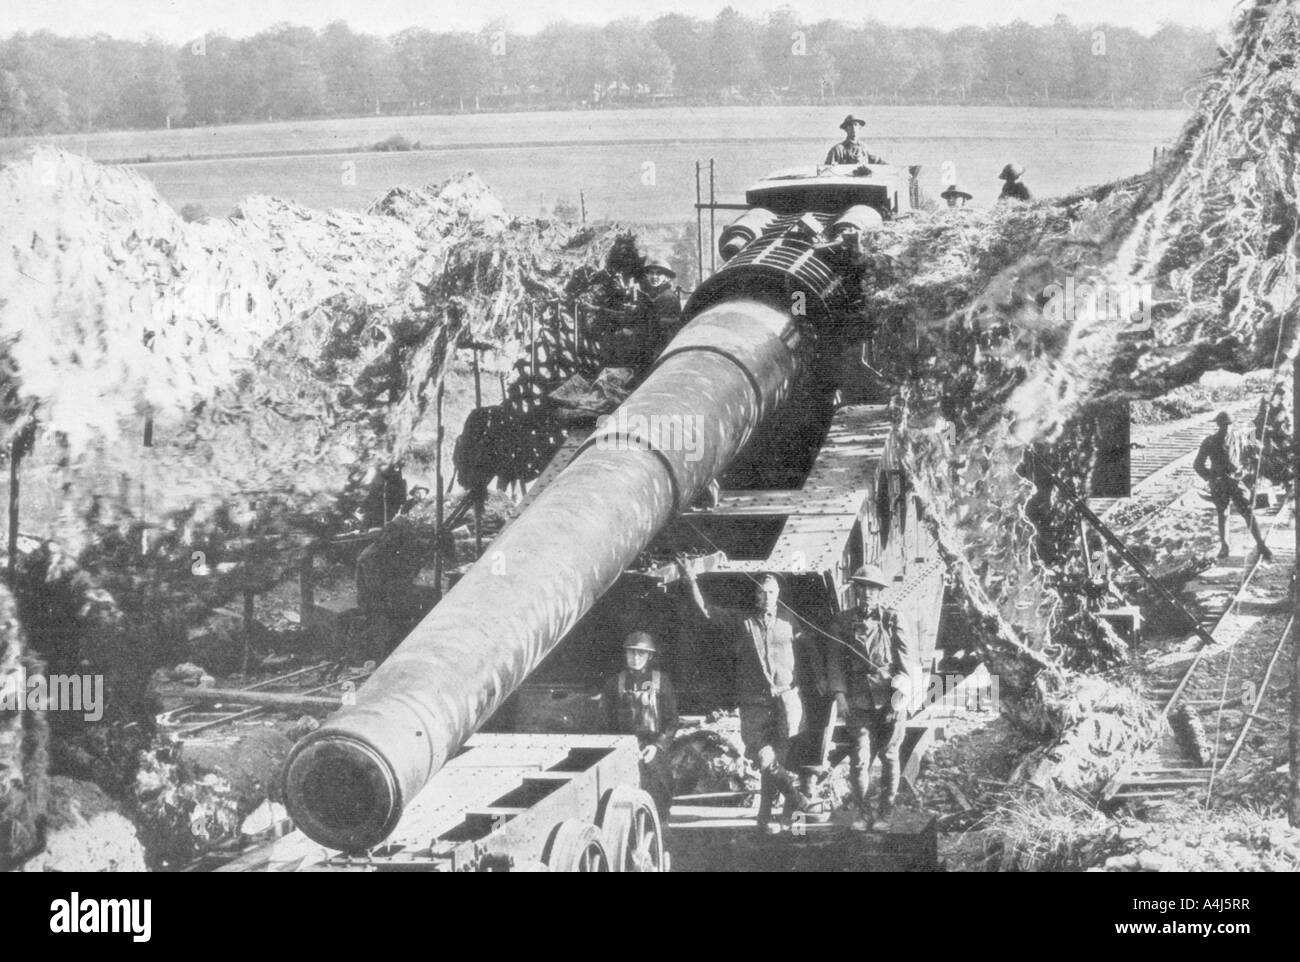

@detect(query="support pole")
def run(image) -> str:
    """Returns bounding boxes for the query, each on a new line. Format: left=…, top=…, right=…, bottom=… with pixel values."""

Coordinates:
left=709, top=158, right=717, bottom=275
left=242, top=589, right=255, bottom=677
left=435, top=382, right=445, bottom=601
left=695, top=161, right=704, bottom=281
left=472, top=348, right=484, bottom=558
left=1291, top=353, right=1300, bottom=827
left=1053, top=475, right=1218, bottom=648
left=7, top=434, right=20, bottom=589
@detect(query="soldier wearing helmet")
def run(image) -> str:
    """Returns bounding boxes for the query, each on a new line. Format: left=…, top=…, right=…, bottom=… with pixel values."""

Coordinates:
left=1194, top=410, right=1273, bottom=562
left=824, top=114, right=886, bottom=166
left=635, top=255, right=684, bottom=360
left=826, top=563, right=916, bottom=831
left=603, top=630, right=678, bottom=819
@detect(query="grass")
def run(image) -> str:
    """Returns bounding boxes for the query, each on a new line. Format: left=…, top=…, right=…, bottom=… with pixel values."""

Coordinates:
left=1, top=105, right=1190, bottom=226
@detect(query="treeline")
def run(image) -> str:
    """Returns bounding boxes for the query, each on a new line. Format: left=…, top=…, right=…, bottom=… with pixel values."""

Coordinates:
left=0, top=11, right=1221, bottom=135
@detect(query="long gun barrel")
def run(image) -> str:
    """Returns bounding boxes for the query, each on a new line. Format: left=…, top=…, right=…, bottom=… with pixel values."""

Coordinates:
left=284, top=297, right=803, bottom=851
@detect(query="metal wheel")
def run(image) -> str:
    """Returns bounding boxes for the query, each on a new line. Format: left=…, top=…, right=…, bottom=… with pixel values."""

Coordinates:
left=598, top=785, right=665, bottom=872
left=544, top=819, right=610, bottom=872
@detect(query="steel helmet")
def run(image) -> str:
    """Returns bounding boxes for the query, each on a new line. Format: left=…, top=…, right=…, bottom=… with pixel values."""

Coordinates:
left=1215, top=411, right=1232, bottom=425
left=623, top=631, right=657, bottom=653
left=999, top=163, right=1026, bottom=181
left=641, top=256, right=676, bottom=278
left=850, top=564, right=890, bottom=588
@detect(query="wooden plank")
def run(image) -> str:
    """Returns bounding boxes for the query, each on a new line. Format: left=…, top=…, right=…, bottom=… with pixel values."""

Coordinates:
left=170, top=688, right=342, bottom=710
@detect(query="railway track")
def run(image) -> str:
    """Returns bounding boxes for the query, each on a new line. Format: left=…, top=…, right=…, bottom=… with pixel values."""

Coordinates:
left=1091, top=399, right=1262, bottom=526
left=1104, top=493, right=1295, bottom=807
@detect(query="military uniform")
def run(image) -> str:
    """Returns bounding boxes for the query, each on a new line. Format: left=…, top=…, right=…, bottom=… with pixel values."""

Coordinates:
left=824, top=140, right=885, bottom=165
left=1194, top=422, right=1271, bottom=558
left=634, top=283, right=683, bottom=364
left=998, top=180, right=1032, bottom=202
left=827, top=603, right=916, bottom=820
left=603, top=666, right=678, bottom=820
left=700, top=604, right=819, bottom=824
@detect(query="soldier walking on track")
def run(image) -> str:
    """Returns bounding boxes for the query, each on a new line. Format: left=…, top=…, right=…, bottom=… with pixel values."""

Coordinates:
left=1194, top=410, right=1273, bottom=562
left=827, top=564, right=916, bottom=831
left=678, top=560, right=820, bottom=834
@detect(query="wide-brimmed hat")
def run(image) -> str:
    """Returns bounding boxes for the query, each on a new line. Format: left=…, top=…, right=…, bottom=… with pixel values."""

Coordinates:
left=941, top=184, right=973, bottom=201
left=839, top=114, right=866, bottom=131
left=999, top=163, right=1026, bottom=180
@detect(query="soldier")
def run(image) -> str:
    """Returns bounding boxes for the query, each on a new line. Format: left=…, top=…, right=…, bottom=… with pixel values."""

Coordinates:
left=826, top=564, right=916, bottom=831
left=603, top=631, right=678, bottom=822
left=824, top=115, right=887, bottom=166
left=635, top=256, right=684, bottom=360
left=997, top=163, right=1032, bottom=202
left=678, top=562, right=819, bottom=834
left=1194, top=411, right=1273, bottom=561
left=941, top=184, right=972, bottom=208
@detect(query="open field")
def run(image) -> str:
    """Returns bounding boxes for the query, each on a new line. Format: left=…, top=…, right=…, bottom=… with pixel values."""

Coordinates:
left=0, top=105, right=1190, bottom=223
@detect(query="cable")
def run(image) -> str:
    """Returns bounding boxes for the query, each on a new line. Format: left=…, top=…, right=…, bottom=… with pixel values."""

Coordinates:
left=678, top=514, right=901, bottom=670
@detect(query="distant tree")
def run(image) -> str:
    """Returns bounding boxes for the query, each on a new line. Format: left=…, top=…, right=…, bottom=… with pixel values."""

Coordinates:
left=983, top=20, right=1040, bottom=102
left=246, top=24, right=325, bottom=120
left=179, top=33, right=246, bottom=124
left=0, top=14, right=1225, bottom=133
left=601, top=20, right=673, bottom=99
left=649, top=13, right=712, bottom=98
left=120, top=39, right=186, bottom=127
left=533, top=23, right=606, bottom=103
left=1031, top=15, right=1080, bottom=103
left=943, top=26, right=989, bottom=102
left=1081, top=25, right=1146, bottom=106
left=1149, top=23, right=1220, bottom=105
left=0, top=70, right=31, bottom=136
left=392, top=28, right=437, bottom=108
left=708, top=8, right=763, bottom=97
left=320, top=21, right=374, bottom=113
left=907, top=27, right=946, bottom=101
left=761, top=6, right=802, bottom=92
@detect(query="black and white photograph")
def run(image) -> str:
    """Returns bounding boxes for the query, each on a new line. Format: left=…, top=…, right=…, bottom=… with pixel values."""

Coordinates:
left=0, top=0, right=1295, bottom=912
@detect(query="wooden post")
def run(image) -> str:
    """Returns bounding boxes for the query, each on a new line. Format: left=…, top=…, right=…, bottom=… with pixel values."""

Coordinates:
left=7, top=434, right=20, bottom=589
left=299, top=550, right=316, bottom=622
left=435, top=382, right=445, bottom=601
left=709, top=158, right=717, bottom=275
left=472, top=348, right=483, bottom=558
left=580, top=189, right=587, bottom=225
left=243, top=588, right=255, bottom=677
left=1291, top=353, right=1300, bottom=827
left=695, top=161, right=704, bottom=281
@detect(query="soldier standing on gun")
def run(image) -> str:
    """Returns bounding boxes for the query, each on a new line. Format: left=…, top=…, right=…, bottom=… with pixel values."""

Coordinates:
left=827, top=564, right=916, bottom=832
left=1194, top=410, right=1273, bottom=562
left=678, top=560, right=819, bottom=834
left=824, top=115, right=886, bottom=165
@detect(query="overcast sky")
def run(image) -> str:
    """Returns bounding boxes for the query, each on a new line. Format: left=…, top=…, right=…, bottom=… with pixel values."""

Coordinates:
left=0, top=0, right=1243, bottom=42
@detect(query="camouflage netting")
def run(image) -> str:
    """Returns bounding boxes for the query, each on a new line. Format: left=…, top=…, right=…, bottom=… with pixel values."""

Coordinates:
left=854, top=0, right=1300, bottom=788
left=0, top=148, right=670, bottom=864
